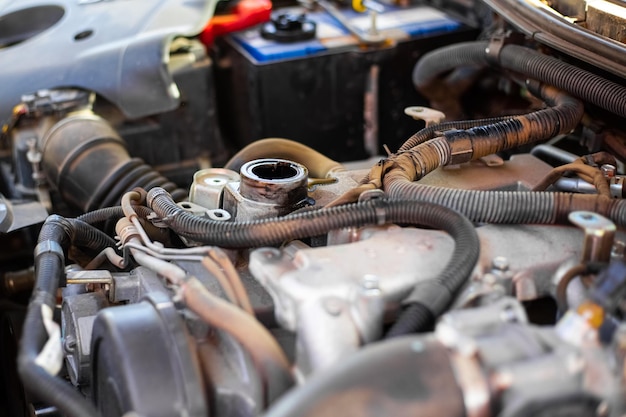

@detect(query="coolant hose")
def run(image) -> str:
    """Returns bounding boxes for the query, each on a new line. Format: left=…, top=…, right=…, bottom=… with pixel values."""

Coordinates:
left=148, top=187, right=479, bottom=322
left=413, top=41, right=626, bottom=118
left=224, top=138, right=345, bottom=178
left=18, top=216, right=100, bottom=417
left=265, top=337, right=464, bottom=417
left=182, top=277, right=294, bottom=406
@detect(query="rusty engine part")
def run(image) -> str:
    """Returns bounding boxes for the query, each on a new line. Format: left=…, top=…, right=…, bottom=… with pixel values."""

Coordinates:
left=2, top=0, right=626, bottom=416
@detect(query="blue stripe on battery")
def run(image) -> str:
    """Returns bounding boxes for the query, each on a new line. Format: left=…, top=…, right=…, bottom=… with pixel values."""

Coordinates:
left=232, top=6, right=462, bottom=63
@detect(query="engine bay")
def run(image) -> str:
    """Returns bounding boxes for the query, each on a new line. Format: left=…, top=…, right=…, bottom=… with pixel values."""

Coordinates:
left=1, top=0, right=626, bottom=416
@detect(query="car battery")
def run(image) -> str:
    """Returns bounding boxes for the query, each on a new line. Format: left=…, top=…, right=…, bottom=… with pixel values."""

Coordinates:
left=215, top=4, right=477, bottom=162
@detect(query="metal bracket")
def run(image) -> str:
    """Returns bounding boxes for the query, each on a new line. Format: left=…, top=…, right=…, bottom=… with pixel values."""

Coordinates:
left=569, top=211, right=616, bottom=263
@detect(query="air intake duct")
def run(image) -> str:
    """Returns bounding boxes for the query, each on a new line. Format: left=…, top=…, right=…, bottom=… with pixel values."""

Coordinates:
left=42, top=112, right=186, bottom=212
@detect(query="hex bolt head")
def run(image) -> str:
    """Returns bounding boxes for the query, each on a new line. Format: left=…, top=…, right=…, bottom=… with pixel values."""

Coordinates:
left=361, top=274, right=380, bottom=290
left=492, top=256, right=509, bottom=272
left=323, top=298, right=344, bottom=316
left=601, top=164, right=616, bottom=179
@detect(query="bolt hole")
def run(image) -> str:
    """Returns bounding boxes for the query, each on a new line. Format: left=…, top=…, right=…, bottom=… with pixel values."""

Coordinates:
left=181, top=203, right=192, bottom=209
left=74, top=29, right=93, bottom=41
left=581, top=213, right=595, bottom=221
left=252, top=162, right=297, bottom=180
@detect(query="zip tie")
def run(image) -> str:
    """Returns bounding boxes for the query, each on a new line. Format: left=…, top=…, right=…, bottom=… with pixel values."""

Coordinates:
left=485, top=32, right=508, bottom=66
left=34, top=304, right=63, bottom=376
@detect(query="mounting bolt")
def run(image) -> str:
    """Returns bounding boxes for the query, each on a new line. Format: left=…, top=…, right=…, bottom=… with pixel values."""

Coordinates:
left=612, top=240, right=626, bottom=260
left=361, top=274, right=380, bottom=291
left=492, top=256, right=509, bottom=272
left=323, top=297, right=344, bottom=316
left=64, top=335, right=77, bottom=353
left=601, top=164, right=616, bottom=179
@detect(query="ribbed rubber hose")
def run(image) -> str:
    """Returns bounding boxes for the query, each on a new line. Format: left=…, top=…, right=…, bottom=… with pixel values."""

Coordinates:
left=385, top=181, right=626, bottom=226
left=41, top=114, right=187, bottom=212
left=442, top=83, right=582, bottom=160
left=382, top=42, right=626, bottom=226
left=413, top=41, right=626, bottom=118
left=386, top=302, right=435, bottom=337
left=398, top=115, right=519, bottom=152
left=148, top=187, right=478, bottom=248
left=379, top=84, right=584, bottom=198
left=68, top=219, right=117, bottom=251
left=76, top=205, right=154, bottom=225
left=18, top=216, right=100, bottom=417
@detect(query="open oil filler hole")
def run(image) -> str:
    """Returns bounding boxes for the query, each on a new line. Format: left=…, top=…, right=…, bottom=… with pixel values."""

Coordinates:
left=251, top=162, right=298, bottom=180
left=0, top=5, right=65, bottom=49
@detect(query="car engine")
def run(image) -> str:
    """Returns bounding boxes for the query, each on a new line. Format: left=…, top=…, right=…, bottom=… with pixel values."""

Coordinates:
left=1, top=0, right=626, bottom=416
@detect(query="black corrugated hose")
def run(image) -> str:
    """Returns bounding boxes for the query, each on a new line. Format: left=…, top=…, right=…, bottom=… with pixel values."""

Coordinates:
left=18, top=215, right=107, bottom=417
left=412, top=41, right=626, bottom=118
left=375, top=43, right=626, bottom=226
left=397, top=115, right=520, bottom=152
left=386, top=180, right=626, bottom=226
left=148, top=187, right=480, bottom=331
left=76, top=205, right=154, bottom=225
left=386, top=302, right=435, bottom=337
left=397, top=83, right=584, bottom=176
left=68, top=218, right=118, bottom=250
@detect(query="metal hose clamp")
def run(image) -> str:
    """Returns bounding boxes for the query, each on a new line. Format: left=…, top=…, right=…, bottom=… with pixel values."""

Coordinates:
left=34, top=240, right=65, bottom=264
left=146, top=187, right=172, bottom=208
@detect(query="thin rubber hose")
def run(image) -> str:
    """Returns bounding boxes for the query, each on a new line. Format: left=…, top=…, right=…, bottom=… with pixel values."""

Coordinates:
left=386, top=302, right=435, bottom=337
left=530, top=144, right=578, bottom=165
left=68, top=219, right=117, bottom=251
left=19, top=216, right=100, bottom=417
left=183, top=277, right=294, bottom=405
left=76, top=206, right=154, bottom=225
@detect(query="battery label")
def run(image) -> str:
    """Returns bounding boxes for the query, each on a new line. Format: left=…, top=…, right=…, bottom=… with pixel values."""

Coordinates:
left=231, top=5, right=463, bottom=63
left=349, top=7, right=461, bottom=35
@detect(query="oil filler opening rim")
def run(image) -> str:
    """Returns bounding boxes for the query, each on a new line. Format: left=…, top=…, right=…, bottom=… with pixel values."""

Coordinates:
left=241, top=159, right=308, bottom=184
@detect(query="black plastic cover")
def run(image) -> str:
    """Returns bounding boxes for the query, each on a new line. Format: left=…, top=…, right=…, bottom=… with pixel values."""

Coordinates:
left=90, top=296, right=207, bottom=417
